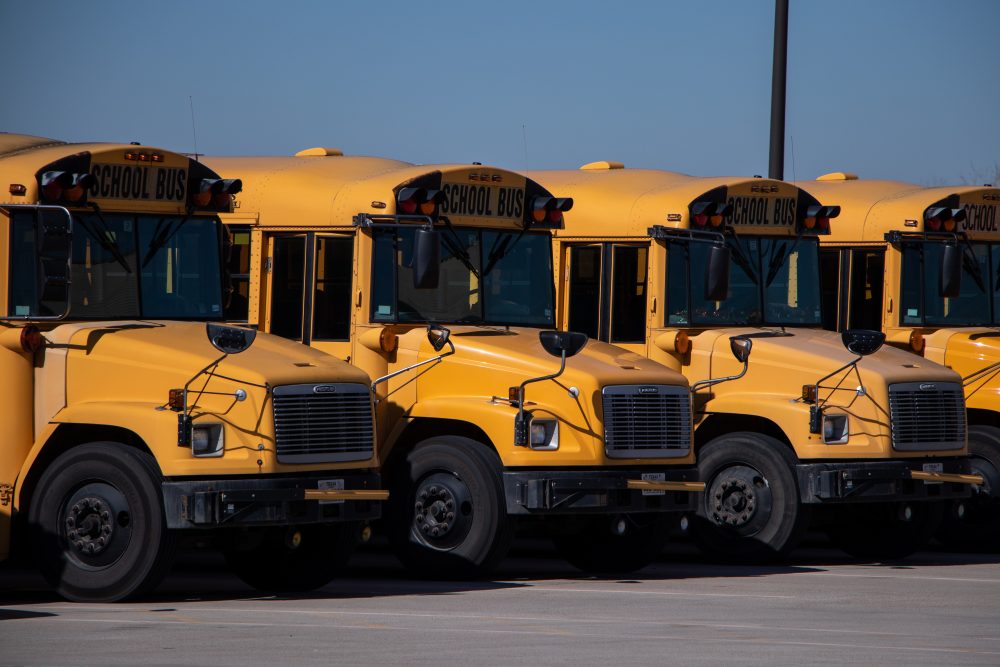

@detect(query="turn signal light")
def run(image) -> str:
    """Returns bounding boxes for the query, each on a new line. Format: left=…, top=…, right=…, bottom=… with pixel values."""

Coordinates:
left=397, top=188, right=443, bottom=217
left=909, top=330, right=925, bottom=354
left=690, top=201, right=732, bottom=228
left=530, top=197, right=574, bottom=224
left=19, top=325, right=44, bottom=354
left=193, top=178, right=242, bottom=209
left=801, top=384, right=818, bottom=404
left=802, top=205, right=840, bottom=234
left=168, top=388, right=185, bottom=411
left=925, top=207, right=966, bottom=233
left=40, top=171, right=95, bottom=204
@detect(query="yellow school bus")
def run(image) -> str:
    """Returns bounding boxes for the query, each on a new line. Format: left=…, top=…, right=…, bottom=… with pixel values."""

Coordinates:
left=805, top=173, right=1000, bottom=548
left=533, top=162, right=981, bottom=562
left=0, top=134, right=386, bottom=601
left=206, top=149, right=704, bottom=575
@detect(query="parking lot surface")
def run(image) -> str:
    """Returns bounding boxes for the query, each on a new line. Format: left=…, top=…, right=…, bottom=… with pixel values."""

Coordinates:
left=2, top=541, right=999, bottom=666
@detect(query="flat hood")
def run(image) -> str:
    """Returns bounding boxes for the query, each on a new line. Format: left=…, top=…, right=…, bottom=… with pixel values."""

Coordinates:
left=48, top=321, right=368, bottom=410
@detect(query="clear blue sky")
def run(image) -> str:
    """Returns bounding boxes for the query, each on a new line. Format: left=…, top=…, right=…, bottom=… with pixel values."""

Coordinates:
left=1, top=0, right=997, bottom=185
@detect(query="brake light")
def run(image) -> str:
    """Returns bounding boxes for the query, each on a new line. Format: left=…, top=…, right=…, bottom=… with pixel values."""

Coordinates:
left=397, top=188, right=443, bottom=218
left=802, top=205, right=840, bottom=234
left=530, top=197, right=573, bottom=224
left=193, top=178, right=242, bottom=210
left=925, top=207, right=966, bottom=233
left=690, top=201, right=731, bottom=228
left=40, top=171, right=95, bottom=204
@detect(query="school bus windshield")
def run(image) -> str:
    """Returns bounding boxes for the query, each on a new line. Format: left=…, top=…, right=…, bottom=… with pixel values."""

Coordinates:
left=666, top=235, right=822, bottom=327
left=9, top=211, right=224, bottom=319
left=900, top=240, right=1000, bottom=326
left=371, top=226, right=554, bottom=326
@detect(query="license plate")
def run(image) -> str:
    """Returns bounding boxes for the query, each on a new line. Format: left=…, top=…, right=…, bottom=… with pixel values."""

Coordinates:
left=318, top=478, right=345, bottom=504
left=922, top=462, right=944, bottom=484
left=641, top=472, right=666, bottom=496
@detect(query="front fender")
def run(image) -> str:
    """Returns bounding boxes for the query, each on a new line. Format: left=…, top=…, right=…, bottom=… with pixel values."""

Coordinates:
left=698, top=390, right=890, bottom=459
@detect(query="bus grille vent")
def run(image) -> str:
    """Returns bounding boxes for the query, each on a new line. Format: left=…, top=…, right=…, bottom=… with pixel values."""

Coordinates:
left=602, top=385, right=692, bottom=459
left=273, top=384, right=374, bottom=463
left=888, top=382, right=966, bottom=451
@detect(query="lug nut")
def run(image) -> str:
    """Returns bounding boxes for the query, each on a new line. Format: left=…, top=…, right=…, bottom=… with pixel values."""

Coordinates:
left=429, top=486, right=439, bottom=495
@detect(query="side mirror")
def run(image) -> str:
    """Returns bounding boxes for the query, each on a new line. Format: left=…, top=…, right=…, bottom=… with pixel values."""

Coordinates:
left=841, top=329, right=884, bottom=356
left=539, top=330, right=588, bottom=358
left=704, top=244, right=731, bottom=301
left=729, top=336, right=752, bottom=363
left=413, top=227, right=441, bottom=289
left=36, top=207, right=73, bottom=315
left=427, top=324, right=451, bottom=352
left=206, top=322, right=256, bottom=354
left=940, top=243, right=962, bottom=298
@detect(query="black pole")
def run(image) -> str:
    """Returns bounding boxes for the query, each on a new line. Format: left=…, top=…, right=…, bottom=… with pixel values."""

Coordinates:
left=769, top=0, right=789, bottom=180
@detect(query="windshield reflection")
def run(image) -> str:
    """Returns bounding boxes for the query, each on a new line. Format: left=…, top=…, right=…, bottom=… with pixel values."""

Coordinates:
left=667, top=235, right=822, bottom=326
left=371, top=227, right=554, bottom=326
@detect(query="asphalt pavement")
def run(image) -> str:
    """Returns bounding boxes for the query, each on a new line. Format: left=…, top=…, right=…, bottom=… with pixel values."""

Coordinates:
left=1, top=540, right=999, bottom=666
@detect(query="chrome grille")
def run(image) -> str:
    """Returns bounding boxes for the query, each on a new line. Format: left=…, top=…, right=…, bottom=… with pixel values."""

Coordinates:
left=272, top=383, right=374, bottom=463
left=888, top=381, right=965, bottom=451
left=602, top=384, right=691, bottom=459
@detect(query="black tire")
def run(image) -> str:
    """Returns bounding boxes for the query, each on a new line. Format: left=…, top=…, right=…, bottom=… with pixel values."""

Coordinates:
left=936, top=425, right=1000, bottom=551
left=27, top=442, right=175, bottom=602
left=552, top=514, right=670, bottom=575
left=826, top=501, right=944, bottom=561
left=690, top=432, right=808, bottom=563
left=386, top=436, right=513, bottom=578
left=222, top=522, right=358, bottom=593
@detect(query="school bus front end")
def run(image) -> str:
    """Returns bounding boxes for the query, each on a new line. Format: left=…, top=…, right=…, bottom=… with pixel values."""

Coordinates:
left=0, top=135, right=384, bottom=601
left=536, top=163, right=978, bottom=562
left=808, top=174, right=1000, bottom=548
left=209, top=152, right=702, bottom=575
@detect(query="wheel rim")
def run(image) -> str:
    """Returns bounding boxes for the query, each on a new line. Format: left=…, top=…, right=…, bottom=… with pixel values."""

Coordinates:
left=61, top=482, right=133, bottom=568
left=704, top=464, right=773, bottom=536
left=411, top=471, right=474, bottom=551
left=959, top=455, right=1000, bottom=529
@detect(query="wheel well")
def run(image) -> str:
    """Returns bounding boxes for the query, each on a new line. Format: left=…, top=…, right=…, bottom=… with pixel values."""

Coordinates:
left=383, top=418, right=495, bottom=471
left=967, top=408, right=1000, bottom=428
left=694, top=413, right=793, bottom=454
left=17, top=424, right=154, bottom=512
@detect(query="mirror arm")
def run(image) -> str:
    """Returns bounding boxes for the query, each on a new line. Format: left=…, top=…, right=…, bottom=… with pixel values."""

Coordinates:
left=514, top=351, right=568, bottom=446
left=690, top=359, right=750, bottom=394
left=177, top=352, right=229, bottom=446
left=370, top=339, right=456, bottom=394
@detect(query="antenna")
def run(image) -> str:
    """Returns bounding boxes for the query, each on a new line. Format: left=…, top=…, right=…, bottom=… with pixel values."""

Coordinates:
left=189, top=95, right=201, bottom=161
left=790, top=134, right=797, bottom=183
left=521, top=124, right=529, bottom=177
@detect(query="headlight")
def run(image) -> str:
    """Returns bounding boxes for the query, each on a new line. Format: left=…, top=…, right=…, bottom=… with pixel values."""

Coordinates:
left=822, top=413, right=849, bottom=444
left=529, top=419, right=559, bottom=450
left=192, top=423, right=224, bottom=457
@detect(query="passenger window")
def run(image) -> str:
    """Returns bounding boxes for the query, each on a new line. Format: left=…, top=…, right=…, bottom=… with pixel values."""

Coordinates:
left=567, top=245, right=602, bottom=339
left=819, top=249, right=841, bottom=331
left=610, top=245, right=648, bottom=343
left=225, top=226, right=251, bottom=322
left=269, top=236, right=306, bottom=340
left=847, top=249, right=885, bottom=331
left=313, top=236, right=354, bottom=340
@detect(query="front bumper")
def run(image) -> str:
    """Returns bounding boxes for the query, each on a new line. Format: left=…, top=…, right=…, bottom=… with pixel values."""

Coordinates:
left=503, top=467, right=703, bottom=515
left=796, top=458, right=980, bottom=504
left=161, top=471, right=386, bottom=528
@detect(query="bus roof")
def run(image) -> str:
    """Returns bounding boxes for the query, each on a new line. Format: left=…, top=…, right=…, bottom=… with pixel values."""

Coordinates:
left=206, top=152, right=557, bottom=230
left=529, top=165, right=817, bottom=237
left=801, top=175, right=1000, bottom=242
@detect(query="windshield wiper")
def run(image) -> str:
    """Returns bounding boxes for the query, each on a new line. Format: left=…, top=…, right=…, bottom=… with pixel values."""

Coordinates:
left=141, top=216, right=192, bottom=269
left=725, top=229, right=759, bottom=285
left=81, top=204, right=132, bottom=274
left=440, top=218, right=481, bottom=280
left=483, top=227, right=532, bottom=278
left=763, top=238, right=802, bottom=288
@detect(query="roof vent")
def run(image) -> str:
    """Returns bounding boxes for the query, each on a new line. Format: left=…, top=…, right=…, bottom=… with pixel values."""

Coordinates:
left=295, top=147, right=344, bottom=157
left=816, top=172, right=858, bottom=181
left=580, top=160, right=625, bottom=171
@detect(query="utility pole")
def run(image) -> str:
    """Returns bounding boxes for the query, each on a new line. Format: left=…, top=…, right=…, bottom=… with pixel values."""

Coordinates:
left=768, top=0, right=789, bottom=180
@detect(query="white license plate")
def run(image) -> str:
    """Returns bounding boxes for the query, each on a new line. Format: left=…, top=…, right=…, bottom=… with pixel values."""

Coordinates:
left=641, top=472, right=666, bottom=496
left=922, top=462, right=944, bottom=484
left=318, top=478, right=345, bottom=504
